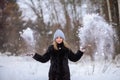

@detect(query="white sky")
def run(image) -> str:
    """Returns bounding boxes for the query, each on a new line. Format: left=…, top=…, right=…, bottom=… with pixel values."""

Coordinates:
left=17, top=0, right=37, bottom=21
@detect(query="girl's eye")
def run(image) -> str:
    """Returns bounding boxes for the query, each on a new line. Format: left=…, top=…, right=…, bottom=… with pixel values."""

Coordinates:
left=56, top=37, right=59, bottom=39
left=59, top=37, right=62, bottom=39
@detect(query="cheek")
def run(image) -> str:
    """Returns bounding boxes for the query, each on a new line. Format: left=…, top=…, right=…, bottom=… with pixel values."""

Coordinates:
left=59, top=39, right=63, bottom=42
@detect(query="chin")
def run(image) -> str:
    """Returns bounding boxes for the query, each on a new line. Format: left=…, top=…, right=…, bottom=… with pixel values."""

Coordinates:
left=57, top=42, right=62, bottom=44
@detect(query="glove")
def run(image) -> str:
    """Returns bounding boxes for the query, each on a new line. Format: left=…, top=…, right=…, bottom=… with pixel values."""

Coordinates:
left=80, top=46, right=86, bottom=52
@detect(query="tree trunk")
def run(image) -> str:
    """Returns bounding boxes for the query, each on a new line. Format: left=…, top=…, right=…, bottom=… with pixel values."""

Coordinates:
left=109, top=0, right=119, bottom=26
left=106, top=0, right=112, bottom=22
left=0, top=0, right=6, bottom=52
left=109, top=0, right=120, bottom=57
left=101, top=0, right=109, bottom=21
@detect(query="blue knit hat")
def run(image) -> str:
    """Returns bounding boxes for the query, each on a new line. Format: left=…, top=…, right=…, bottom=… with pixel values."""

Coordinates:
left=53, top=29, right=65, bottom=40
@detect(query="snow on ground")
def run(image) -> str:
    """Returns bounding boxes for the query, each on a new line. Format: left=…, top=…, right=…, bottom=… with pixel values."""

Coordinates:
left=0, top=54, right=120, bottom=80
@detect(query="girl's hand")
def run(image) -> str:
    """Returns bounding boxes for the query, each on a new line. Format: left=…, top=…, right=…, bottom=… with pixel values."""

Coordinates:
left=80, top=46, right=86, bottom=52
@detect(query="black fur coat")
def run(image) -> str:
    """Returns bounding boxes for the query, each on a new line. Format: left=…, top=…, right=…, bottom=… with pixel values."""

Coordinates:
left=33, top=43, right=83, bottom=80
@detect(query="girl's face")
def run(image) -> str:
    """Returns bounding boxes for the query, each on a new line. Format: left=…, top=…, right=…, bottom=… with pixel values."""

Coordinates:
left=55, top=37, right=63, bottom=44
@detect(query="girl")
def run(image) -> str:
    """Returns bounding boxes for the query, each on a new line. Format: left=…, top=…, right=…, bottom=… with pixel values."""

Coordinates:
left=33, top=29, right=85, bottom=80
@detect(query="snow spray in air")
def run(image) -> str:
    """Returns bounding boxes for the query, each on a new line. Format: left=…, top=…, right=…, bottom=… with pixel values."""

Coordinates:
left=78, top=13, right=117, bottom=60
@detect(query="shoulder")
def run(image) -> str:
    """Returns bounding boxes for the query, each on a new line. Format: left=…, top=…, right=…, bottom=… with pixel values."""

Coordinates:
left=47, top=45, right=54, bottom=51
left=48, top=45, right=53, bottom=48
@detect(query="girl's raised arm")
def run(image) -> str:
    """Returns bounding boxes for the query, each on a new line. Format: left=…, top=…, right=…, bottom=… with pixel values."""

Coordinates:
left=33, top=45, right=52, bottom=63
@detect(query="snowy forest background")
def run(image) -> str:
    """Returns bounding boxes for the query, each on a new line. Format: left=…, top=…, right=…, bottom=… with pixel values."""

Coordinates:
left=0, top=0, right=120, bottom=58
left=0, top=0, right=120, bottom=80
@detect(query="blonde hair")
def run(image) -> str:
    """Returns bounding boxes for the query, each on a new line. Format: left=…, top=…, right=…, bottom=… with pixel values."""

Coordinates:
left=53, top=40, right=70, bottom=50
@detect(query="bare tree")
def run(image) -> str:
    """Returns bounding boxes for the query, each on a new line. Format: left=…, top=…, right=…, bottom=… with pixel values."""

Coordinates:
left=26, top=0, right=52, bottom=53
left=0, top=0, right=6, bottom=52
left=0, top=0, right=25, bottom=55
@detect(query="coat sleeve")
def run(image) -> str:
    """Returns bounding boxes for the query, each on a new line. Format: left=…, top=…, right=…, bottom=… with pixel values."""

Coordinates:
left=33, top=45, right=52, bottom=63
left=68, top=49, right=83, bottom=62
